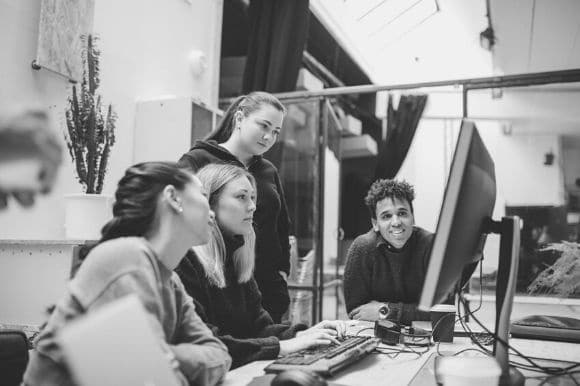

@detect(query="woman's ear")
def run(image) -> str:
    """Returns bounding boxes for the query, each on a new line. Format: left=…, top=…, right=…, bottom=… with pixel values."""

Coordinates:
left=234, top=111, right=244, bottom=128
left=163, top=185, right=183, bottom=214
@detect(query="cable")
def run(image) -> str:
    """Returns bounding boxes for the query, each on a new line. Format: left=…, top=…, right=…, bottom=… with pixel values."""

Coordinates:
left=452, top=347, right=490, bottom=357
left=453, top=272, right=580, bottom=377
left=402, top=342, right=430, bottom=355
left=373, top=344, right=429, bottom=359
left=355, top=327, right=375, bottom=336
left=457, top=291, right=580, bottom=376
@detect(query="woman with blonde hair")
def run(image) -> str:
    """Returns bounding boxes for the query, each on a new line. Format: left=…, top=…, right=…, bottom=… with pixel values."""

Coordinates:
left=176, top=163, right=349, bottom=369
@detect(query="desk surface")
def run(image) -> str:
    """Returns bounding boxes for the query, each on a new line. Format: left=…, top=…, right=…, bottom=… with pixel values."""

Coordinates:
left=222, top=322, right=580, bottom=386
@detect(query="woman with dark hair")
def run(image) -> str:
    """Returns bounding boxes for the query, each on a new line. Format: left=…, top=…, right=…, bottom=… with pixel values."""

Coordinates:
left=23, top=162, right=231, bottom=386
left=178, top=91, right=291, bottom=322
left=343, top=179, right=435, bottom=325
left=176, top=164, right=349, bottom=369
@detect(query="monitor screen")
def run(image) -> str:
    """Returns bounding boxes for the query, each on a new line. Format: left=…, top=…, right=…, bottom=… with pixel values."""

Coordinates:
left=419, top=120, right=496, bottom=310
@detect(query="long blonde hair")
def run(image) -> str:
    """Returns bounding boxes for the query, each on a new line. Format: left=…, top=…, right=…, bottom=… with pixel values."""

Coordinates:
left=193, top=164, right=256, bottom=288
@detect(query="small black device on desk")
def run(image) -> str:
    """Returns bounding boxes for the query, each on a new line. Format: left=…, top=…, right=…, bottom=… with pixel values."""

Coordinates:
left=263, top=335, right=380, bottom=377
left=374, top=320, right=431, bottom=346
left=510, top=314, right=580, bottom=343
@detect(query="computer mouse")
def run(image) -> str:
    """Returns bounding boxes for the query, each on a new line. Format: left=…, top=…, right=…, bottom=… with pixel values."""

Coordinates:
left=270, top=370, right=328, bottom=386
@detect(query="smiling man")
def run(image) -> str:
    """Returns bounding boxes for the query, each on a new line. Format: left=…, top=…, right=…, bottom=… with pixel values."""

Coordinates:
left=343, top=179, right=435, bottom=325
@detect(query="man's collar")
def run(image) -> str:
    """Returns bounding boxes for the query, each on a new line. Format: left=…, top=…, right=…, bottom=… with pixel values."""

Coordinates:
left=374, top=230, right=413, bottom=253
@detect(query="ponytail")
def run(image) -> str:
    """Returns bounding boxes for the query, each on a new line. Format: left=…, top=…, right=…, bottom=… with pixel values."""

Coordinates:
left=205, top=95, right=246, bottom=143
left=99, top=216, right=149, bottom=243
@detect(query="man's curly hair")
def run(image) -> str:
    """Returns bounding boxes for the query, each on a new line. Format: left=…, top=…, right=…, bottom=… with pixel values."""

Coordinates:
left=364, top=179, right=415, bottom=219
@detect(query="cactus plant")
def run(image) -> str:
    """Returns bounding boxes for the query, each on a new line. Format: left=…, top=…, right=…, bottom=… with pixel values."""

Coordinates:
left=64, top=34, right=116, bottom=194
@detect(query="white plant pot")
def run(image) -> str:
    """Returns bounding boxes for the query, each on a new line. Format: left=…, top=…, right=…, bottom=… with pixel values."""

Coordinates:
left=64, top=194, right=113, bottom=240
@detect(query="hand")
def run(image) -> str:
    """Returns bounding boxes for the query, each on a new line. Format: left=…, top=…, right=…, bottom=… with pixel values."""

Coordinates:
left=279, top=320, right=356, bottom=356
left=348, top=301, right=385, bottom=321
left=280, top=329, right=339, bottom=356
left=299, top=320, right=355, bottom=340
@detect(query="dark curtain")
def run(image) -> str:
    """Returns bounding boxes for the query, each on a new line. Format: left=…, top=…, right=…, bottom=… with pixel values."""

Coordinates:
left=242, top=0, right=310, bottom=93
left=374, top=94, right=428, bottom=180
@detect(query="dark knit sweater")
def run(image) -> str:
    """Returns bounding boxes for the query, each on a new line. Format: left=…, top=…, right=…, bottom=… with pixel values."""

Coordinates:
left=175, top=234, right=307, bottom=369
left=178, top=141, right=291, bottom=320
left=343, top=227, right=435, bottom=325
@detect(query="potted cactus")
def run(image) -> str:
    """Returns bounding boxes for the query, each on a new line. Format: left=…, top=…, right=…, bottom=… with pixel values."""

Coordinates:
left=63, top=34, right=117, bottom=240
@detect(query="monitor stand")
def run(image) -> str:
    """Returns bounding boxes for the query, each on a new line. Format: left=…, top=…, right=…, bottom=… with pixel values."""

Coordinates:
left=487, top=216, right=524, bottom=386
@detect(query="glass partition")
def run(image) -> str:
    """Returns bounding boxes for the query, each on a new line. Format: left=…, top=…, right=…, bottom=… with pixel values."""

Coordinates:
left=264, top=98, right=344, bottom=324
left=265, top=99, right=321, bottom=324
left=321, top=100, right=345, bottom=321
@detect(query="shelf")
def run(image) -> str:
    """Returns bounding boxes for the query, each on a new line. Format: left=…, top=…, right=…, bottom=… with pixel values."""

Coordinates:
left=0, top=239, right=95, bottom=245
left=464, top=293, right=580, bottom=306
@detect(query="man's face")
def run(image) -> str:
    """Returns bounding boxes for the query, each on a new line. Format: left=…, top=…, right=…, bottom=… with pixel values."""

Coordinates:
left=372, top=197, right=414, bottom=248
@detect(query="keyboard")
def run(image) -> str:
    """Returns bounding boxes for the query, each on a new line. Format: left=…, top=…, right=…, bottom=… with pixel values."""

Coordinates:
left=264, top=335, right=380, bottom=377
left=510, top=315, right=580, bottom=343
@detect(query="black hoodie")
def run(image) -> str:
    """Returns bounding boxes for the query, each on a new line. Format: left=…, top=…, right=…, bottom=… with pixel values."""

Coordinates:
left=178, top=140, right=291, bottom=281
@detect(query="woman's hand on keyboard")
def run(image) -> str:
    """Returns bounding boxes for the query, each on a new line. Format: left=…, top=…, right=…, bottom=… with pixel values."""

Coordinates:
left=280, top=330, right=339, bottom=356
left=279, top=320, right=355, bottom=355
left=302, top=320, right=353, bottom=340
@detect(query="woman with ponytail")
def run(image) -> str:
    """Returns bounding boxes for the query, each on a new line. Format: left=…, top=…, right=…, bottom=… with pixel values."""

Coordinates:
left=176, top=164, right=350, bottom=369
left=24, top=162, right=231, bottom=386
left=178, top=92, right=291, bottom=323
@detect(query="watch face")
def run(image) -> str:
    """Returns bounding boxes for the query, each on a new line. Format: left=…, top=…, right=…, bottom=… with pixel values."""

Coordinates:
left=379, top=305, right=388, bottom=317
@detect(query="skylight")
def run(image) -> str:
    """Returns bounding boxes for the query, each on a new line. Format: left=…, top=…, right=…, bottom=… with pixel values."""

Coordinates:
left=311, top=0, right=439, bottom=81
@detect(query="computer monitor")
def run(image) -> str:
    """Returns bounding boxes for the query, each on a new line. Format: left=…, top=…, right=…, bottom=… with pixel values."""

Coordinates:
left=418, top=120, right=524, bottom=386
left=419, top=120, right=496, bottom=307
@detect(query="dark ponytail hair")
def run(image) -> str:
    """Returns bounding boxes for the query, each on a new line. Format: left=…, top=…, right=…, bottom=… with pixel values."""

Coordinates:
left=100, top=161, right=193, bottom=242
left=205, top=91, right=286, bottom=143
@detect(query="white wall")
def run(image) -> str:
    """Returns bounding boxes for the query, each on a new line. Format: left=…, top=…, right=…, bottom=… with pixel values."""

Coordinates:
left=0, top=0, right=222, bottom=324
left=562, top=137, right=580, bottom=195
left=0, top=0, right=223, bottom=239
left=396, top=119, right=453, bottom=233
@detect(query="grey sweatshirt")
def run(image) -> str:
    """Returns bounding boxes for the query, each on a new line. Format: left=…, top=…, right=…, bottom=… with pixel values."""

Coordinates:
left=23, top=237, right=231, bottom=386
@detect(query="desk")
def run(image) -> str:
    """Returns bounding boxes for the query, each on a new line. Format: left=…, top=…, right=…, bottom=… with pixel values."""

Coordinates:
left=222, top=323, right=580, bottom=386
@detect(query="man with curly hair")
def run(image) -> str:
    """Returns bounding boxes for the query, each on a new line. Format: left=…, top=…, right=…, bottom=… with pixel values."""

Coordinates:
left=343, top=179, right=435, bottom=325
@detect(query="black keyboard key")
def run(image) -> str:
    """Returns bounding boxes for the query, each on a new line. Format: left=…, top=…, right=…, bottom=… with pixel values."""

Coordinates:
left=325, top=337, right=366, bottom=359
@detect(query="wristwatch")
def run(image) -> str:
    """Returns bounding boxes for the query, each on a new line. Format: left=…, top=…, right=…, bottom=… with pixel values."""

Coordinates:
left=378, top=304, right=389, bottom=320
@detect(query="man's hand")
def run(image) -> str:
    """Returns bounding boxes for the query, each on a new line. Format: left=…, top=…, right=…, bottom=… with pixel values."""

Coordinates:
left=348, top=301, right=385, bottom=321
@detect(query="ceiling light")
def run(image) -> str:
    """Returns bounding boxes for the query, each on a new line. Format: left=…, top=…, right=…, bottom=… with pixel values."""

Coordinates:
left=479, top=26, right=496, bottom=51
